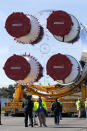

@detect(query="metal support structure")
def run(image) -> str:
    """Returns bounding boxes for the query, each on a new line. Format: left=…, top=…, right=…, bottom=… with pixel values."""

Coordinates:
left=81, top=83, right=87, bottom=102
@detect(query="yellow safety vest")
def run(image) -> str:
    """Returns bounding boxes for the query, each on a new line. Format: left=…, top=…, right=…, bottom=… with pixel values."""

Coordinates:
left=85, top=100, right=87, bottom=108
left=76, top=100, right=81, bottom=109
left=33, top=100, right=47, bottom=111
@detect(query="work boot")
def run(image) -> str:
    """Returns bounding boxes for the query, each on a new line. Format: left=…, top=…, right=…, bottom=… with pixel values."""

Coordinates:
left=43, top=124, right=47, bottom=127
left=31, top=124, right=33, bottom=127
left=38, top=125, right=42, bottom=127
left=25, top=124, right=28, bottom=127
left=25, top=122, right=28, bottom=127
left=34, top=123, right=38, bottom=126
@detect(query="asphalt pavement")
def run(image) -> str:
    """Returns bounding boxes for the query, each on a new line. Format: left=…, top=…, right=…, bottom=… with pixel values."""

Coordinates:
left=0, top=115, right=87, bottom=131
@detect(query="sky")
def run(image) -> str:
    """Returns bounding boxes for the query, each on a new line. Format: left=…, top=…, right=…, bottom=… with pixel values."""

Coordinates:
left=0, top=0, right=87, bottom=87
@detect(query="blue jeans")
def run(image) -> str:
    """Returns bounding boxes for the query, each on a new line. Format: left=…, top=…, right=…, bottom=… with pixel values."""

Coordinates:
left=59, top=112, right=62, bottom=120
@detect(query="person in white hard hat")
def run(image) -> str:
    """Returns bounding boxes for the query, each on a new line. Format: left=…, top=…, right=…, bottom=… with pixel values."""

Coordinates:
left=76, top=98, right=81, bottom=118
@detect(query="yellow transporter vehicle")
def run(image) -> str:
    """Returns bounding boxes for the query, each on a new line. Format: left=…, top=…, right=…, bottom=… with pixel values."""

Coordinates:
left=3, top=77, right=87, bottom=116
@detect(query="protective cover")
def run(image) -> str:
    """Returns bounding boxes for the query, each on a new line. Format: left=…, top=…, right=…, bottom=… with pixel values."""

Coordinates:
left=5, top=12, right=31, bottom=38
left=47, top=10, right=72, bottom=36
left=3, top=54, right=30, bottom=81
left=54, top=15, right=80, bottom=43
left=46, top=53, right=72, bottom=81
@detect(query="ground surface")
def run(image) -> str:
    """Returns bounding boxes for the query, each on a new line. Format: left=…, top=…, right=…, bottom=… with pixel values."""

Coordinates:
left=0, top=115, right=87, bottom=131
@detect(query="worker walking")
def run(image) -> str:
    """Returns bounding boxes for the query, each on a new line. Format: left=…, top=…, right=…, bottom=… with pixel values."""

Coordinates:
left=51, top=98, right=61, bottom=125
left=84, top=98, right=87, bottom=118
left=22, top=95, right=34, bottom=127
left=76, top=98, right=81, bottom=118
left=34, top=97, right=47, bottom=127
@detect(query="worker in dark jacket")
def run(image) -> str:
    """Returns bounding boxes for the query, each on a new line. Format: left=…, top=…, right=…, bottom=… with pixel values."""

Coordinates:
left=51, top=98, right=61, bottom=125
left=22, top=95, right=34, bottom=127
